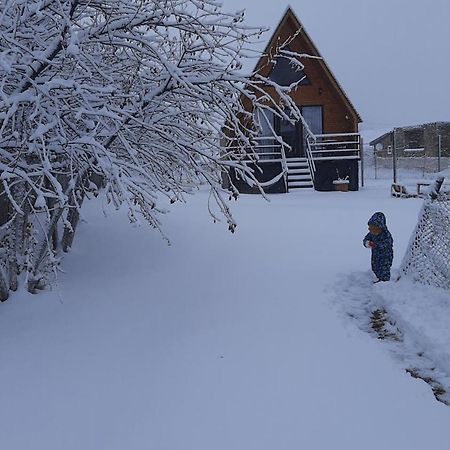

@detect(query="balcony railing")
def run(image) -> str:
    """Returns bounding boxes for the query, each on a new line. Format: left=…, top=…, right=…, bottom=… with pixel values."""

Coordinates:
left=224, top=137, right=288, bottom=189
left=307, top=133, right=361, bottom=161
left=224, top=132, right=361, bottom=189
left=227, top=133, right=361, bottom=163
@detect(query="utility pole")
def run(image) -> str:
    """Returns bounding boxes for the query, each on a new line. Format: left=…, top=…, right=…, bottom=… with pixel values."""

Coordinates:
left=392, top=128, right=397, bottom=183
left=360, top=137, right=364, bottom=188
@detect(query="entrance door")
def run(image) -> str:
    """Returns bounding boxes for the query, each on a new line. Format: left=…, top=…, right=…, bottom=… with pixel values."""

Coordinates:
left=275, top=115, right=303, bottom=158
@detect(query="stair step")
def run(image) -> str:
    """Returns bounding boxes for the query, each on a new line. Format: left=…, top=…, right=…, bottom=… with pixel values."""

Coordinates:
left=286, top=159, right=309, bottom=164
left=288, top=169, right=310, bottom=175
left=285, top=157, right=314, bottom=190
left=288, top=180, right=314, bottom=186
left=287, top=164, right=309, bottom=171
left=286, top=158, right=308, bottom=163
left=289, top=182, right=314, bottom=189
left=287, top=166, right=309, bottom=172
left=286, top=157, right=308, bottom=163
left=288, top=175, right=312, bottom=182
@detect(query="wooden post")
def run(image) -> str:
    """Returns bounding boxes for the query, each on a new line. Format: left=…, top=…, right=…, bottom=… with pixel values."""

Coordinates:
left=430, top=176, right=445, bottom=200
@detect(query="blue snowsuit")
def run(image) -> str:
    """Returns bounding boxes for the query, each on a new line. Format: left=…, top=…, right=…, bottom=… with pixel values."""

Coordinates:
left=363, top=212, right=393, bottom=281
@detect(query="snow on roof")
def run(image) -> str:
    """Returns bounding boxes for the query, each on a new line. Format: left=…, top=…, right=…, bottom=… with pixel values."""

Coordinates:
left=403, top=147, right=425, bottom=153
left=369, top=121, right=450, bottom=145
left=402, top=121, right=450, bottom=131
left=369, top=130, right=392, bottom=146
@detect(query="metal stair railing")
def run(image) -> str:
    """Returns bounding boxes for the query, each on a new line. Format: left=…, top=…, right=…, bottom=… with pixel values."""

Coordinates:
left=305, top=135, right=317, bottom=182
left=279, top=143, right=288, bottom=192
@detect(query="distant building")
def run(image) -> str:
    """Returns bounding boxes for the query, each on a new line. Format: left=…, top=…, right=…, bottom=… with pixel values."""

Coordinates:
left=369, top=122, right=450, bottom=158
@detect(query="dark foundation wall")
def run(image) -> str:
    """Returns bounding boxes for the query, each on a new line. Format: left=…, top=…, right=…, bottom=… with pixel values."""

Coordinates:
left=226, top=161, right=287, bottom=194
left=314, top=160, right=359, bottom=191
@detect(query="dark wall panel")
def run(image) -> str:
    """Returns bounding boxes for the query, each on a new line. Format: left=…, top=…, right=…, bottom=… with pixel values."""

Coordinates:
left=227, top=161, right=287, bottom=194
left=314, top=160, right=359, bottom=191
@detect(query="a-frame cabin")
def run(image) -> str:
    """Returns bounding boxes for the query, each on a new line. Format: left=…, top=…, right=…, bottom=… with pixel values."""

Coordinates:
left=226, top=7, right=362, bottom=193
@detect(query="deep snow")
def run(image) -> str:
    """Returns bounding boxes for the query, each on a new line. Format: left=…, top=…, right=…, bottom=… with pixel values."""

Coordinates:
left=1, top=179, right=450, bottom=450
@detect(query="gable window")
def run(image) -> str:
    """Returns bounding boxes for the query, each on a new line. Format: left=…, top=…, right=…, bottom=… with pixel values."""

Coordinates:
left=268, top=48, right=310, bottom=87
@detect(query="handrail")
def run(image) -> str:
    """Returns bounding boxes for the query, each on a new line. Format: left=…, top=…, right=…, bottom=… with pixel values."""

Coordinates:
left=311, top=148, right=359, bottom=154
left=279, top=144, right=288, bottom=191
left=305, top=136, right=316, bottom=181
left=314, top=132, right=360, bottom=138
left=312, top=140, right=360, bottom=147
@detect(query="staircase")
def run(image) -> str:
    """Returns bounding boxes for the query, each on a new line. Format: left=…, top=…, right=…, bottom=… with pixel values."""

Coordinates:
left=286, top=157, right=314, bottom=190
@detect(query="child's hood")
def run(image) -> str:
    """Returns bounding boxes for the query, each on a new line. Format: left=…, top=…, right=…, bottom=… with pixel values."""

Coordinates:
left=368, top=212, right=388, bottom=230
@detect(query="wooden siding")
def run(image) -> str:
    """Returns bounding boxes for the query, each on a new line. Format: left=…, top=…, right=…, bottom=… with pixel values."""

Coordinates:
left=247, top=9, right=360, bottom=134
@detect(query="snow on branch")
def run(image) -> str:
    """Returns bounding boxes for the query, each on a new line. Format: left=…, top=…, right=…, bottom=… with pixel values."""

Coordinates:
left=0, top=0, right=311, bottom=296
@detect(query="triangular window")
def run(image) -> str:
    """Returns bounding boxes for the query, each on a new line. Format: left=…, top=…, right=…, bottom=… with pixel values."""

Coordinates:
left=268, top=48, right=310, bottom=87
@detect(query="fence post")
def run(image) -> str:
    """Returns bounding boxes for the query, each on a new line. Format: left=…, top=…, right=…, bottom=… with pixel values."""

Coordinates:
left=360, top=137, right=364, bottom=188
left=438, top=134, right=442, bottom=172
left=374, top=145, right=378, bottom=179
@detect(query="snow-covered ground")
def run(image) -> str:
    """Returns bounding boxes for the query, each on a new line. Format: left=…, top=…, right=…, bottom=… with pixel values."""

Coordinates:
left=339, top=271, right=450, bottom=403
left=1, top=178, right=450, bottom=450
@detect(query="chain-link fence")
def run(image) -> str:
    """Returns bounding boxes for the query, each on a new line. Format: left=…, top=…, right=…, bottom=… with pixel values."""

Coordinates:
left=400, top=192, right=450, bottom=289
left=362, top=144, right=448, bottom=179
left=373, top=152, right=450, bottom=180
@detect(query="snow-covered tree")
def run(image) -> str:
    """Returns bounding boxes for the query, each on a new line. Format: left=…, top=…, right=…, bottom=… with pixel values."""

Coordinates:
left=0, top=0, right=306, bottom=299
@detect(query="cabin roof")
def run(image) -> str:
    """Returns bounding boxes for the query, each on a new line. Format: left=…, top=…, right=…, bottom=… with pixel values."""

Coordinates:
left=369, top=131, right=392, bottom=146
left=254, top=7, right=362, bottom=123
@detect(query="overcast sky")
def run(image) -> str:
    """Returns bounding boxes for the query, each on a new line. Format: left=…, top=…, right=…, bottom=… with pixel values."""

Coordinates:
left=223, top=0, right=450, bottom=131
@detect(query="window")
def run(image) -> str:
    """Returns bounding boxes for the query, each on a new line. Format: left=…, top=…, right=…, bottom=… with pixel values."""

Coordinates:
left=268, top=48, right=310, bottom=87
left=301, top=106, right=323, bottom=135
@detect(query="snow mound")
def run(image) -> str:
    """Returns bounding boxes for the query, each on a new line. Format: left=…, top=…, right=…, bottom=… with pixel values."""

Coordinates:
left=338, top=271, right=450, bottom=404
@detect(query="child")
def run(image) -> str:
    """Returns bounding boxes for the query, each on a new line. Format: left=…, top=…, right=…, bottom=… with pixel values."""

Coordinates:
left=363, top=212, right=393, bottom=282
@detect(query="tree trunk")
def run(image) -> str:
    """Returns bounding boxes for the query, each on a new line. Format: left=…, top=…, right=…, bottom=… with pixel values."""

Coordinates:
left=27, top=171, right=88, bottom=293
left=0, top=266, right=9, bottom=302
left=62, top=192, right=85, bottom=252
left=27, top=206, right=62, bottom=293
left=8, top=252, right=18, bottom=292
left=62, top=208, right=80, bottom=252
left=7, top=183, right=29, bottom=292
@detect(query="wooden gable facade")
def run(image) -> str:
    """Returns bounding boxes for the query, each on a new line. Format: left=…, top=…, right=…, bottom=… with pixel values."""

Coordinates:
left=226, top=8, right=362, bottom=193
